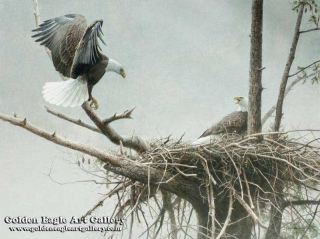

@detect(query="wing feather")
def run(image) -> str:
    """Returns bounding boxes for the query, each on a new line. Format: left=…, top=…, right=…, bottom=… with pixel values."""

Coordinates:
left=71, top=20, right=106, bottom=79
left=32, top=14, right=87, bottom=78
left=199, top=111, right=248, bottom=138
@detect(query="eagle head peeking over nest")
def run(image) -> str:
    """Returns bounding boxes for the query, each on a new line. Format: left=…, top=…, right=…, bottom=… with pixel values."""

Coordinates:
left=32, top=14, right=126, bottom=109
left=199, top=96, right=248, bottom=138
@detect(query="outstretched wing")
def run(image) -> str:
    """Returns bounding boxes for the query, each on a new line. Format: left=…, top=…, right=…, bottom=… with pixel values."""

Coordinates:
left=199, top=111, right=248, bottom=138
left=32, top=14, right=87, bottom=77
left=71, top=20, right=106, bottom=79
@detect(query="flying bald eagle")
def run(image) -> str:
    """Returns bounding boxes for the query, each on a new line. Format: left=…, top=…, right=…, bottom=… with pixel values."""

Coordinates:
left=32, top=14, right=126, bottom=109
left=199, top=96, right=248, bottom=138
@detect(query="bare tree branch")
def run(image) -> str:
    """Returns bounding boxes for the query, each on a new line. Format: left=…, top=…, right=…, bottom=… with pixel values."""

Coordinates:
left=102, top=108, right=135, bottom=125
left=234, top=192, right=259, bottom=224
left=32, top=0, right=51, bottom=59
left=299, top=201, right=320, bottom=239
left=0, top=112, right=122, bottom=165
left=82, top=182, right=130, bottom=218
left=283, top=199, right=320, bottom=208
left=162, top=190, right=178, bottom=239
left=216, top=190, right=233, bottom=239
left=32, top=0, right=68, bottom=81
left=299, top=27, right=320, bottom=34
left=273, top=3, right=305, bottom=133
left=82, top=102, right=149, bottom=153
left=288, top=60, right=320, bottom=77
left=45, top=106, right=101, bottom=134
left=262, top=70, right=320, bottom=126
left=0, top=112, right=207, bottom=210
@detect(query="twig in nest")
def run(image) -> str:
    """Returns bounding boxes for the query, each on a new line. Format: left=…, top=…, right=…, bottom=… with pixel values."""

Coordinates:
left=234, top=192, right=259, bottom=224
left=216, top=189, right=233, bottom=239
left=82, top=182, right=130, bottom=218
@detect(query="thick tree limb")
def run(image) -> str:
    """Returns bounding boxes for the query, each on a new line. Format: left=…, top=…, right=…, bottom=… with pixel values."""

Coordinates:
left=0, top=112, right=206, bottom=212
left=0, top=112, right=121, bottom=166
left=248, top=0, right=263, bottom=136
left=162, top=190, right=178, bottom=239
left=82, top=102, right=149, bottom=153
left=273, top=4, right=305, bottom=133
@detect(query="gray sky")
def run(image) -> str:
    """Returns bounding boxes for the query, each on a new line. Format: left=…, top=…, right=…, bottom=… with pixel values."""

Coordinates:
left=0, top=1, right=319, bottom=239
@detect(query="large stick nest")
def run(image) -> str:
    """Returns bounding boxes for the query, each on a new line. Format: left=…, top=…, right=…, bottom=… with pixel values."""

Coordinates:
left=136, top=133, right=320, bottom=195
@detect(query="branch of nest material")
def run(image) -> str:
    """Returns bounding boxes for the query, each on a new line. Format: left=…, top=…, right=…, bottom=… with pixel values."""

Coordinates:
left=44, top=106, right=101, bottom=134
left=82, top=181, right=130, bottom=218
left=138, top=207, right=166, bottom=238
left=299, top=201, right=320, bottom=239
left=161, top=190, right=178, bottom=239
left=216, top=190, right=233, bottom=239
left=234, top=192, right=259, bottom=224
left=82, top=101, right=149, bottom=153
left=243, top=173, right=255, bottom=209
left=195, top=153, right=217, bottom=185
left=102, top=108, right=135, bottom=125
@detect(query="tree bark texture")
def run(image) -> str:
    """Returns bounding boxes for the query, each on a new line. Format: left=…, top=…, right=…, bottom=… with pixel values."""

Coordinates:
left=248, top=0, right=263, bottom=136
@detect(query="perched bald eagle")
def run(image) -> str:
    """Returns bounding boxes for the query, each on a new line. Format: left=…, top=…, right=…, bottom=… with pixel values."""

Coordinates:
left=199, top=96, right=248, bottom=138
left=32, top=14, right=126, bottom=109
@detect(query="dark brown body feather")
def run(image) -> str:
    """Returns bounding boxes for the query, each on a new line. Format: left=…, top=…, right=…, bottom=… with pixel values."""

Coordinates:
left=199, top=111, right=248, bottom=138
left=32, top=14, right=108, bottom=100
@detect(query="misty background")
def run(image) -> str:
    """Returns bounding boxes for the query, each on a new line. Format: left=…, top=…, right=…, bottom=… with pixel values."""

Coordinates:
left=0, top=0, right=319, bottom=238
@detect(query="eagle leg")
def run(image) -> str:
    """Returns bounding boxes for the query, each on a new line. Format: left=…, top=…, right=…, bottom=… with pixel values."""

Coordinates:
left=87, top=84, right=99, bottom=110
left=89, top=97, right=99, bottom=110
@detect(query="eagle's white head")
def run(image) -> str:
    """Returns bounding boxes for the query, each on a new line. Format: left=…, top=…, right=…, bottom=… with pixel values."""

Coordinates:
left=234, top=96, right=248, bottom=112
left=106, top=59, right=126, bottom=78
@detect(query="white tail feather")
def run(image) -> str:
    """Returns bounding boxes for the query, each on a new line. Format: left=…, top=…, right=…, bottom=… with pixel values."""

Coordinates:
left=42, top=79, right=89, bottom=107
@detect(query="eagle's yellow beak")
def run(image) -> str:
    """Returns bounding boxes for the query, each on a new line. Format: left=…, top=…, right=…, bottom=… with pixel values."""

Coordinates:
left=234, top=96, right=242, bottom=104
left=120, top=70, right=126, bottom=78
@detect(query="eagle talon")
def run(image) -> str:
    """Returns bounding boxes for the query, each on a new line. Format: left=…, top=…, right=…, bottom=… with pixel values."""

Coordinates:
left=89, top=97, right=99, bottom=110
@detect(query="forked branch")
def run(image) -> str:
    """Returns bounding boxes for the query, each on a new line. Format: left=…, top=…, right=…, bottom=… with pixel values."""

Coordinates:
left=102, top=108, right=135, bottom=125
left=82, top=102, right=149, bottom=153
